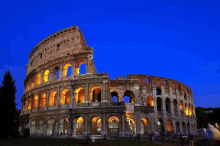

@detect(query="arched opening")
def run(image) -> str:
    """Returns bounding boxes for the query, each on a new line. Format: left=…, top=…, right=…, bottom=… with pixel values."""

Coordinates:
left=73, top=117, right=84, bottom=136
left=127, top=118, right=136, bottom=134
left=33, top=95, right=38, bottom=109
left=36, top=73, right=41, bottom=85
left=166, top=120, right=174, bottom=132
left=27, top=80, right=30, bottom=90
left=191, top=123, right=194, bottom=134
left=173, top=99, right=178, bottom=113
left=63, top=63, right=72, bottom=78
left=158, top=119, right=165, bottom=132
left=176, top=121, right=180, bottom=133
left=111, top=91, right=119, bottom=102
left=76, top=60, right=86, bottom=75
left=108, top=116, right=119, bottom=136
left=157, top=97, right=162, bottom=111
left=147, top=95, right=154, bottom=106
left=189, top=103, right=192, bottom=116
left=91, top=116, right=101, bottom=135
left=156, top=88, right=161, bottom=95
left=182, top=122, right=186, bottom=134
left=40, top=93, right=46, bottom=108
left=28, top=97, right=32, bottom=110
left=55, top=67, right=59, bottom=79
left=74, top=87, right=85, bottom=103
left=23, top=99, right=27, bottom=111
left=123, top=90, right=134, bottom=103
left=165, top=98, right=171, bottom=113
left=184, top=94, right=187, bottom=100
left=90, top=86, right=101, bottom=102
left=31, top=77, right=35, bottom=87
left=30, top=120, right=36, bottom=135
left=43, top=70, right=50, bottom=83
left=140, top=118, right=151, bottom=136
left=47, top=119, right=55, bottom=135
left=185, top=102, right=188, bottom=115
left=193, top=105, right=195, bottom=115
left=60, top=89, right=70, bottom=105
left=180, top=100, right=184, bottom=114
left=49, top=91, right=57, bottom=106
left=38, top=120, right=44, bottom=135
left=59, top=118, right=68, bottom=135
left=187, top=122, right=190, bottom=134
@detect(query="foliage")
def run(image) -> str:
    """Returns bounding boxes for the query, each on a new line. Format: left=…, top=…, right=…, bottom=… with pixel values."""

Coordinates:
left=0, top=71, right=18, bottom=139
left=21, top=128, right=30, bottom=138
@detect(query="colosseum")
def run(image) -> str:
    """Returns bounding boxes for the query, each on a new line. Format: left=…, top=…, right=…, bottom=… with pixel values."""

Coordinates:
left=19, top=25, right=197, bottom=137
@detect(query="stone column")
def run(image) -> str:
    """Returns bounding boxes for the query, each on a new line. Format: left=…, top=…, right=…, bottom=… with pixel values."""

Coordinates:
left=101, top=113, right=106, bottom=135
left=135, top=116, right=141, bottom=136
left=46, top=91, right=49, bottom=110
left=84, top=114, right=88, bottom=136
left=87, top=55, right=93, bottom=74
left=177, top=99, right=181, bottom=115
left=163, top=117, right=167, bottom=132
left=44, top=119, right=47, bottom=135
left=122, top=113, right=125, bottom=136
left=59, top=63, right=63, bottom=79
left=162, top=98, right=166, bottom=113
left=171, top=101, right=174, bottom=114
left=67, top=117, right=72, bottom=136
left=72, top=60, right=76, bottom=77
left=37, top=94, right=40, bottom=111
left=102, top=80, right=108, bottom=102
left=40, top=71, right=44, bottom=84
left=26, top=97, right=28, bottom=112
left=55, top=118, right=59, bottom=135
left=180, top=122, right=183, bottom=133
left=152, top=86, right=156, bottom=97
left=57, top=87, right=60, bottom=109
left=161, top=86, right=165, bottom=96
left=154, top=97, right=157, bottom=111
left=85, top=83, right=89, bottom=103
left=173, top=120, right=176, bottom=132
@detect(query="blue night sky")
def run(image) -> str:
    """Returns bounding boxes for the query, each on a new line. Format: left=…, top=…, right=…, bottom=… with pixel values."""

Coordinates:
left=0, top=0, right=220, bottom=109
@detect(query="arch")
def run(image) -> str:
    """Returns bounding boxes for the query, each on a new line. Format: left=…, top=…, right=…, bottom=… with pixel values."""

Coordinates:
left=43, top=70, right=50, bottom=83
left=127, top=117, right=136, bottom=134
left=165, top=98, right=171, bottom=113
left=59, top=118, right=69, bottom=134
left=176, top=121, right=180, bottom=133
left=158, top=119, right=165, bottom=132
left=75, top=87, right=85, bottom=103
left=185, top=102, right=188, bottom=115
left=47, top=119, right=56, bottom=135
left=91, top=116, right=101, bottom=135
left=31, top=76, right=35, bottom=87
left=156, top=88, right=161, bottom=95
left=28, top=97, right=32, bottom=110
left=36, top=73, right=41, bottom=85
left=111, top=91, right=119, bottom=102
left=189, top=103, right=192, bottom=116
left=76, top=60, right=86, bottom=75
left=157, top=97, right=162, bottom=111
left=63, top=63, right=72, bottom=78
left=38, top=120, right=44, bottom=134
left=23, top=99, right=27, bottom=111
left=40, top=93, right=47, bottom=108
left=140, top=118, right=151, bottom=135
left=182, top=122, right=186, bottom=134
left=55, top=66, right=59, bottom=79
left=187, top=122, right=190, bottom=134
left=60, top=89, right=70, bottom=105
left=184, top=94, right=187, bottom=100
left=90, top=86, right=101, bottom=102
left=30, top=120, right=36, bottom=135
left=166, top=120, right=174, bottom=132
left=173, top=99, right=178, bottom=113
left=27, top=80, right=30, bottom=90
left=147, top=95, right=154, bottom=106
left=33, top=95, right=38, bottom=109
left=180, top=100, right=183, bottom=113
left=123, top=90, right=134, bottom=103
left=108, top=116, right=119, bottom=135
left=73, top=117, right=84, bottom=136
left=49, top=91, right=57, bottom=106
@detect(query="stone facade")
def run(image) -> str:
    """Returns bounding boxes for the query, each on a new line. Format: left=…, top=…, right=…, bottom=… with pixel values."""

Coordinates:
left=19, top=25, right=197, bottom=137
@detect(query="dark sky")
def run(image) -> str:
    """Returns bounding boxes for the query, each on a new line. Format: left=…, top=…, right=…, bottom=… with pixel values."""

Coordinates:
left=1, top=0, right=220, bottom=109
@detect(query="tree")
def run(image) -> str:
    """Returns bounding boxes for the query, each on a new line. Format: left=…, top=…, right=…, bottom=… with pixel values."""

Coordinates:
left=195, top=107, right=209, bottom=129
left=0, top=71, right=17, bottom=139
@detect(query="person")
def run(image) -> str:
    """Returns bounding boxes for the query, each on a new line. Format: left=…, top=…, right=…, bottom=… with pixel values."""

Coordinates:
left=91, top=134, right=95, bottom=145
left=173, top=133, right=177, bottom=141
left=152, top=133, right=154, bottom=142
left=189, top=133, right=194, bottom=146
left=149, top=133, right=152, bottom=142
left=180, top=133, right=185, bottom=146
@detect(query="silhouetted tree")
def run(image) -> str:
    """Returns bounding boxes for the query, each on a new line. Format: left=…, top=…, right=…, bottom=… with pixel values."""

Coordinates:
left=195, top=107, right=209, bottom=128
left=0, top=71, right=17, bottom=139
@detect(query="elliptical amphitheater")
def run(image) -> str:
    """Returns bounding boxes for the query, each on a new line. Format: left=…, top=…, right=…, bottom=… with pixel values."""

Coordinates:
left=19, top=25, right=198, bottom=137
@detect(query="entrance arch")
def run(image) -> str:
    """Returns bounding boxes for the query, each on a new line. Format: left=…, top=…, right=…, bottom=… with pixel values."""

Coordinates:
left=108, top=116, right=119, bottom=136
left=47, top=119, right=55, bottom=135
left=127, top=118, right=136, bottom=135
left=166, top=120, right=174, bottom=132
left=91, top=116, right=101, bottom=135
left=90, top=86, right=101, bottom=102
left=59, top=118, right=69, bottom=135
left=176, top=121, right=180, bottom=133
left=73, top=117, right=84, bottom=136
left=182, top=122, right=186, bottom=134
left=140, top=118, right=151, bottom=136
left=158, top=119, right=165, bottom=132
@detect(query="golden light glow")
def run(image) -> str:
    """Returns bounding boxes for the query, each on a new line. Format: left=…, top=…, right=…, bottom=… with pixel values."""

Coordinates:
left=193, top=106, right=195, bottom=115
left=28, top=97, right=32, bottom=110
left=49, top=91, right=57, bottom=106
left=76, top=60, right=86, bottom=75
left=43, top=70, right=50, bottom=83
left=185, top=103, right=188, bottom=115
left=90, top=86, right=101, bottom=102
left=65, top=118, right=69, bottom=122
left=33, top=95, right=38, bottom=109
left=28, top=81, right=30, bottom=91
left=74, top=87, right=85, bottom=103
left=147, top=95, right=154, bottom=106
left=77, top=117, right=83, bottom=123
left=40, top=93, right=47, bottom=108
left=180, top=100, right=183, bottom=111
left=166, top=120, right=173, bottom=132
left=31, top=77, right=35, bottom=87
left=63, top=63, right=71, bottom=78
left=37, top=73, right=41, bottom=85
left=24, top=99, right=27, bottom=111
left=108, top=116, right=119, bottom=122
left=60, top=89, right=70, bottom=105
left=189, top=103, right=192, bottom=116
left=141, top=118, right=148, bottom=124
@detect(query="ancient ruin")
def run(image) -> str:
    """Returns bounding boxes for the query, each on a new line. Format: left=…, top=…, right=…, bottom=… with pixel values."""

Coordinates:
left=19, top=25, right=197, bottom=137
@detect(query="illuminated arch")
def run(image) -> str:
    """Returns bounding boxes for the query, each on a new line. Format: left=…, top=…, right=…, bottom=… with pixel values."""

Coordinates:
left=185, top=102, right=188, bottom=115
left=74, top=87, right=85, bottom=103
left=108, top=116, right=119, bottom=135
left=49, top=91, right=57, bottom=106
left=158, top=119, right=165, bottom=132
left=173, top=99, right=178, bottom=112
left=73, top=117, right=84, bottom=136
left=59, top=118, right=69, bottom=134
left=40, top=93, right=47, bottom=108
left=123, top=90, right=134, bottom=103
left=36, top=73, right=41, bottom=85
left=165, top=98, right=171, bottom=113
left=140, top=118, right=151, bottom=135
left=63, top=63, right=72, bottom=78
left=38, top=120, right=44, bottom=134
left=27, top=80, right=30, bottom=91
left=90, top=86, right=101, bottom=102
left=189, top=103, right=192, bottom=116
left=180, top=100, right=183, bottom=112
left=127, top=117, right=136, bottom=134
left=47, top=119, right=55, bottom=135
left=31, top=77, right=35, bottom=87
left=76, top=60, right=86, bottom=75
left=28, top=97, right=32, bottom=110
left=166, top=120, right=174, bottom=132
left=147, top=95, right=154, bottom=106
left=91, top=116, right=101, bottom=135
left=33, top=95, right=38, bottom=109
left=60, top=89, right=70, bottom=105
left=30, top=120, right=36, bottom=135
left=43, top=70, right=50, bottom=83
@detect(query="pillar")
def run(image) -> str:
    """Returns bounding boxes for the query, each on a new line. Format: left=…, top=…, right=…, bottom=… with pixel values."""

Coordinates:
left=136, top=116, right=141, bottom=136
left=162, top=98, right=166, bottom=113
left=46, top=91, right=49, bottom=110
left=72, top=60, right=76, bottom=77
left=173, top=120, right=176, bottom=132
left=57, top=87, right=60, bottom=109
left=122, top=113, right=125, bottom=136
left=55, top=118, right=59, bottom=135
left=59, top=63, right=63, bottom=79
left=171, top=101, right=174, bottom=114
left=44, top=119, right=47, bottom=135
left=101, top=113, right=106, bottom=135
left=84, top=114, right=88, bottom=136
left=85, top=83, right=89, bottom=103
